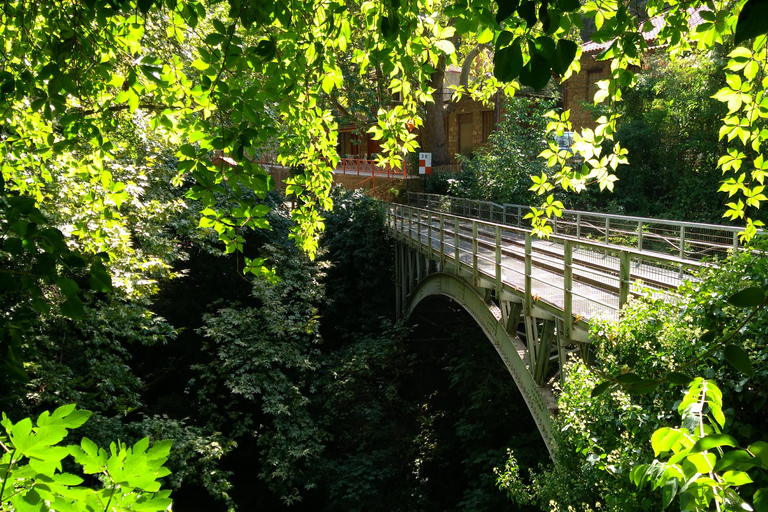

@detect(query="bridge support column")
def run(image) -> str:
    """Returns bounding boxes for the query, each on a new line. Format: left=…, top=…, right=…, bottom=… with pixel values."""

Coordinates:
left=533, top=320, right=556, bottom=385
left=502, top=301, right=522, bottom=336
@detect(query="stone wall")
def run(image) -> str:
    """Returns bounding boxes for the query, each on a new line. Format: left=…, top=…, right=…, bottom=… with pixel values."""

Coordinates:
left=561, top=53, right=611, bottom=131
left=445, top=97, right=495, bottom=161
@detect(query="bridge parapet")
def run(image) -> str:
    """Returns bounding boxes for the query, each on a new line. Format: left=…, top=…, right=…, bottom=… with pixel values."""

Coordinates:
left=407, top=192, right=756, bottom=261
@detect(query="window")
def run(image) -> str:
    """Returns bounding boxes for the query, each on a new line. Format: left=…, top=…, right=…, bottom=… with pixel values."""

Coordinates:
left=458, top=113, right=473, bottom=154
left=481, top=111, right=494, bottom=144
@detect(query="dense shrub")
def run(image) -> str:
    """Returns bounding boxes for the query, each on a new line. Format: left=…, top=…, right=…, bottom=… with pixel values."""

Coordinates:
left=498, top=238, right=768, bottom=510
left=449, top=97, right=555, bottom=206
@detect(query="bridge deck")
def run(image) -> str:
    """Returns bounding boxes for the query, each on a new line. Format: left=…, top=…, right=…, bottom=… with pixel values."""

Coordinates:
left=389, top=205, right=703, bottom=325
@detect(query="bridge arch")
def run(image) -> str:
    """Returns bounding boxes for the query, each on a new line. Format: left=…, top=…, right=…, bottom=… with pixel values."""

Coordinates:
left=404, top=272, right=557, bottom=459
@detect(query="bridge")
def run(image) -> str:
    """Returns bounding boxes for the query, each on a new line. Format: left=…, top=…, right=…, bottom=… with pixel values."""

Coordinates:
left=388, top=193, right=750, bottom=459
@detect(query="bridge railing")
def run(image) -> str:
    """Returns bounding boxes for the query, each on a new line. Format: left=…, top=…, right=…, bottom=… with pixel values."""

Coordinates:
left=406, top=192, right=756, bottom=262
left=388, top=203, right=704, bottom=325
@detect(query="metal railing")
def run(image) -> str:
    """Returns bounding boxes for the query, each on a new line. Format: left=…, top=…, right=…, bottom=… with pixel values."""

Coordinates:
left=406, top=192, right=757, bottom=262
left=338, top=158, right=403, bottom=178
left=387, top=203, right=703, bottom=324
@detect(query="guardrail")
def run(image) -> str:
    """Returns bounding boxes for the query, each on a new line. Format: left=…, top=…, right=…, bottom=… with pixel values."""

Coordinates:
left=406, top=192, right=757, bottom=262
left=387, top=203, right=703, bottom=325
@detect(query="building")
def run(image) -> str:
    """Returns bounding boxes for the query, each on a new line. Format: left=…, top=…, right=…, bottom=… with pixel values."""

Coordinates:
left=563, top=8, right=708, bottom=131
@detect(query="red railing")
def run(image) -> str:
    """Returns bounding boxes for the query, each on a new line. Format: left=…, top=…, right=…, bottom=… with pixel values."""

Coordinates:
left=337, top=157, right=407, bottom=179
left=242, top=153, right=409, bottom=190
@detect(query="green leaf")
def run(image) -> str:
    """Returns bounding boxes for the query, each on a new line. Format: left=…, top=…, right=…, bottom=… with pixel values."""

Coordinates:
left=88, top=260, right=112, bottom=293
left=205, top=33, right=227, bottom=46
left=688, top=452, right=717, bottom=473
left=137, top=0, right=155, bottom=14
left=55, top=277, right=80, bottom=298
left=493, top=39, right=523, bottom=82
left=517, top=0, right=536, bottom=25
left=558, top=0, right=580, bottom=12
left=652, top=428, right=682, bottom=455
left=692, top=434, right=739, bottom=453
left=724, top=344, right=753, bottom=377
left=625, top=379, right=660, bottom=394
left=749, top=441, right=768, bottom=465
left=754, top=487, right=768, bottom=512
left=727, top=287, right=765, bottom=307
left=662, top=477, right=678, bottom=509
left=495, top=0, right=519, bottom=23
left=734, top=0, right=768, bottom=44
left=590, top=381, right=614, bottom=397
left=4, top=346, right=30, bottom=383
left=133, top=497, right=173, bottom=512
left=254, top=39, right=276, bottom=61
left=615, top=372, right=642, bottom=384
left=700, top=330, right=718, bottom=343
left=551, top=39, right=577, bottom=75
left=60, top=297, right=85, bottom=320
left=519, top=53, right=551, bottom=91
left=722, top=470, right=753, bottom=486
left=714, top=449, right=757, bottom=472
left=666, top=372, right=693, bottom=386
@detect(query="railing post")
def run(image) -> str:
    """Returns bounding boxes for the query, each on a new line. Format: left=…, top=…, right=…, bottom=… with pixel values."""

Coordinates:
left=576, top=213, right=581, bottom=239
left=524, top=233, right=535, bottom=370
left=495, top=226, right=502, bottom=298
left=427, top=211, right=433, bottom=260
left=619, top=250, right=630, bottom=311
left=417, top=209, right=422, bottom=248
left=472, top=221, right=479, bottom=286
left=395, top=239, right=401, bottom=317
left=638, top=221, right=643, bottom=251
left=525, top=233, right=532, bottom=318
left=733, top=231, right=740, bottom=251
left=605, top=217, right=610, bottom=244
left=562, top=240, right=573, bottom=383
left=408, top=207, right=413, bottom=248
left=503, top=205, right=507, bottom=225
left=439, top=214, right=445, bottom=270
left=679, top=226, right=685, bottom=259
left=518, top=206, right=522, bottom=227
left=454, top=217, right=460, bottom=275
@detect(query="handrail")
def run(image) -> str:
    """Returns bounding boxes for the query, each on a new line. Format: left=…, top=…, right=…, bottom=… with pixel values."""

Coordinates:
left=387, top=203, right=702, bottom=322
left=407, top=192, right=755, bottom=233
left=406, top=192, right=759, bottom=261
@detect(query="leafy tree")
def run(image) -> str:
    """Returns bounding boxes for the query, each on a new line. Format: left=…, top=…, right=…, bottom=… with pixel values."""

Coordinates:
left=496, top=239, right=768, bottom=511
left=568, top=50, right=734, bottom=222
left=537, top=1, right=768, bottom=239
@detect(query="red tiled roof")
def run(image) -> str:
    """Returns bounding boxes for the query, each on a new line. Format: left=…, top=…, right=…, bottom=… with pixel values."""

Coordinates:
left=582, top=7, right=708, bottom=54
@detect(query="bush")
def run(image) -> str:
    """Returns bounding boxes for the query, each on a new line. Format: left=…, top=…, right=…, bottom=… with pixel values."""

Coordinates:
left=497, top=237, right=768, bottom=510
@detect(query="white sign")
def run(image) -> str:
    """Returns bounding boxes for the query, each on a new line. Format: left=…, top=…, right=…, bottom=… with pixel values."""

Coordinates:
left=418, top=152, right=432, bottom=175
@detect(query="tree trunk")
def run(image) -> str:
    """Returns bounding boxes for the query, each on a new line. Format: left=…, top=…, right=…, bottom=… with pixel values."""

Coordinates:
left=421, top=54, right=451, bottom=167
